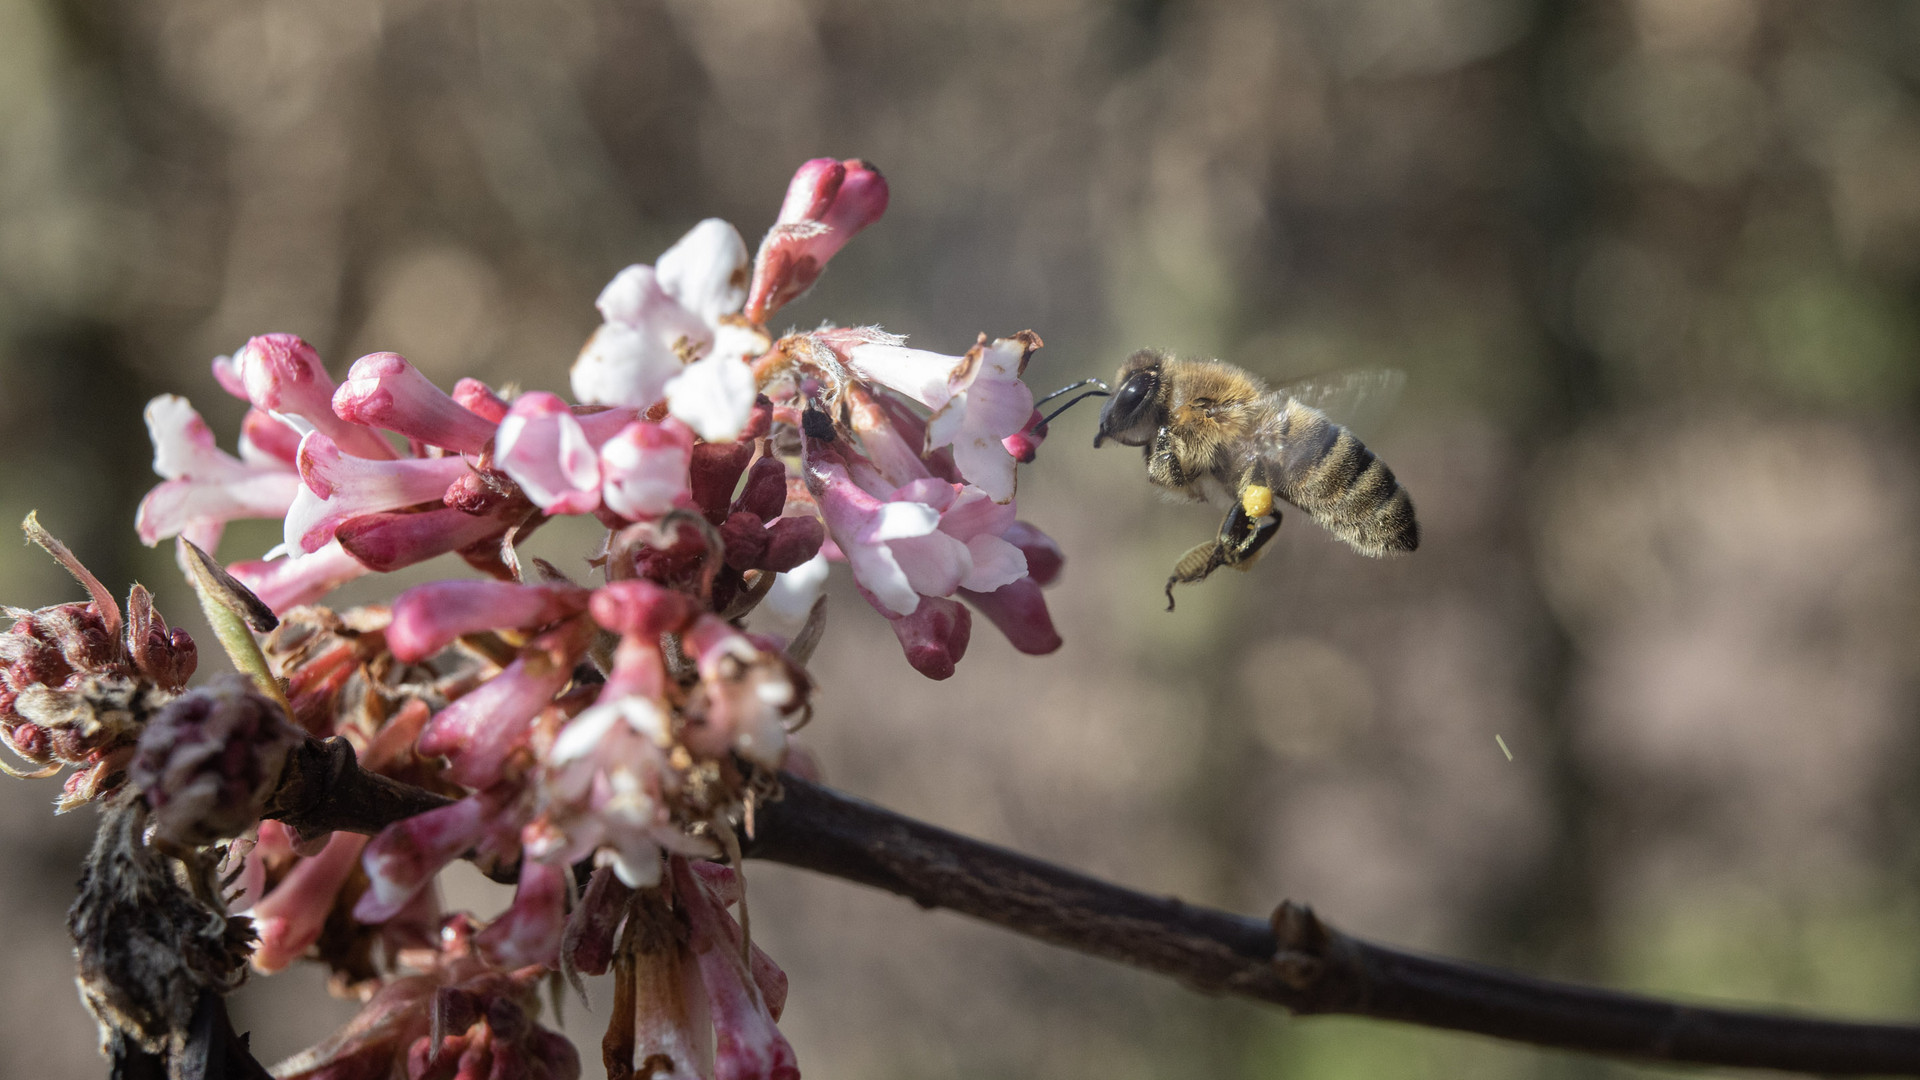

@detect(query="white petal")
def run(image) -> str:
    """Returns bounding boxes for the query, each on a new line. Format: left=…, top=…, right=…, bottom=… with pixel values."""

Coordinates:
left=552, top=703, right=623, bottom=763
left=866, top=500, right=940, bottom=542
left=846, top=343, right=963, bottom=410
left=655, top=218, right=749, bottom=324
left=571, top=322, right=684, bottom=409
left=664, top=353, right=758, bottom=441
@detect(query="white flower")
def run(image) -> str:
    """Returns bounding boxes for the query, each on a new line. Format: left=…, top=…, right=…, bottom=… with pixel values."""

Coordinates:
left=570, top=219, right=754, bottom=414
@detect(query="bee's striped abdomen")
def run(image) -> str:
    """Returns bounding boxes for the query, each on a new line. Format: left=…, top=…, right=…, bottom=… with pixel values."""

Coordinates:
left=1273, top=399, right=1419, bottom=557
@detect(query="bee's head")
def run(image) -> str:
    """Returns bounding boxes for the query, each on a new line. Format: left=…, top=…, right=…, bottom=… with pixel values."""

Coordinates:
left=1095, top=350, right=1165, bottom=448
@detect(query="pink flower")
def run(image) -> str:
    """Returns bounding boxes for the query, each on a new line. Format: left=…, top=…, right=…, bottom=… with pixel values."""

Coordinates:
left=387, top=580, right=591, bottom=663
left=840, top=332, right=1041, bottom=503
left=494, top=392, right=603, bottom=516
left=332, top=351, right=498, bottom=454
left=805, top=448, right=1026, bottom=615
left=283, top=431, right=471, bottom=553
left=671, top=858, right=800, bottom=1080
left=356, top=794, right=507, bottom=923
left=135, top=395, right=302, bottom=549
left=805, top=453, right=946, bottom=616
left=227, top=540, right=371, bottom=613
left=746, top=157, right=889, bottom=323
left=526, top=694, right=688, bottom=887
left=476, top=859, right=567, bottom=968
left=218, top=334, right=397, bottom=461
left=417, top=619, right=593, bottom=789
left=599, top=419, right=695, bottom=520
left=249, top=830, right=370, bottom=973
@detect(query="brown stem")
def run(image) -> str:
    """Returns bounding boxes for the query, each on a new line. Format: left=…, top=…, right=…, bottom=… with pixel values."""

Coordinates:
left=261, top=737, right=452, bottom=840
left=745, top=774, right=1920, bottom=1076
left=253, top=752, right=1920, bottom=1074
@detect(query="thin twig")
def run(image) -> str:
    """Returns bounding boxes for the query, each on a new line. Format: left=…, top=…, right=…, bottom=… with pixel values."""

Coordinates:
left=745, top=774, right=1920, bottom=1076
left=252, top=753, right=1920, bottom=1074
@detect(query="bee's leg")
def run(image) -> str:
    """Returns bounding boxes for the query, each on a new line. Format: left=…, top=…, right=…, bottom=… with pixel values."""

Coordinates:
left=1217, top=481, right=1280, bottom=568
left=1226, top=509, right=1282, bottom=571
left=1163, top=539, right=1229, bottom=611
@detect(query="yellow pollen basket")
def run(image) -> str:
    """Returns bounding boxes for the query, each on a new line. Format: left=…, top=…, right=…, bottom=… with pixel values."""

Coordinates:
left=1241, top=483, right=1274, bottom=519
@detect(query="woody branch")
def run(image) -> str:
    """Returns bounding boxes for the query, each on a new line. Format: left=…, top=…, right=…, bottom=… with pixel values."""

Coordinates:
left=261, top=747, right=1920, bottom=1077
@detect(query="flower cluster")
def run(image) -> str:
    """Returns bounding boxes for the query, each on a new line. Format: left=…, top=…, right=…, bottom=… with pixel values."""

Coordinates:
left=1, top=158, right=1070, bottom=1079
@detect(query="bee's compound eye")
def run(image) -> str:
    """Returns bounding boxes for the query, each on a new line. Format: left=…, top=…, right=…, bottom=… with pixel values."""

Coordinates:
left=1112, top=373, right=1153, bottom=420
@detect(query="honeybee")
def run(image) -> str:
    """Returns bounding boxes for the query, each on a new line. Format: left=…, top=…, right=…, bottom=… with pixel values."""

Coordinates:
left=1044, top=349, right=1418, bottom=608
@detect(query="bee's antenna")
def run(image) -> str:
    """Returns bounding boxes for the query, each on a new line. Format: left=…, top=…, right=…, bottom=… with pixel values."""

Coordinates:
left=1036, top=378, right=1110, bottom=426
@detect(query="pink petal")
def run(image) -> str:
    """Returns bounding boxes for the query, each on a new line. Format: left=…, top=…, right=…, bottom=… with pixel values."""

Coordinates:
left=496, top=393, right=602, bottom=515
left=1003, top=520, right=1063, bottom=587
left=227, top=541, right=371, bottom=614
left=656, top=218, right=750, bottom=324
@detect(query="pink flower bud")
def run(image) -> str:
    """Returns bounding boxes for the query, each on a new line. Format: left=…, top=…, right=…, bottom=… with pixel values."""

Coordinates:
left=452, top=378, right=510, bottom=424
left=1004, top=520, right=1064, bottom=587
left=231, top=334, right=397, bottom=460
left=332, top=505, right=523, bottom=574
left=227, top=540, right=371, bottom=614
left=961, top=577, right=1062, bottom=655
left=495, top=392, right=602, bottom=516
left=745, top=158, right=889, bottom=323
left=590, top=580, right=701, bottom=639
left=284, top=431, right=471, bottom=553
left=251, top=831, right=369, bottom=973
left=869, top=591, right=971, bottom=680
left=332, top=352, right=499, bottom=454
left=388, top=580, right=591, bottom=663
left=599, top=420, right=694, bottom=520
left=1002, top=407, right=1047, bottom=463
left=129, top=674, right=301, bottom=847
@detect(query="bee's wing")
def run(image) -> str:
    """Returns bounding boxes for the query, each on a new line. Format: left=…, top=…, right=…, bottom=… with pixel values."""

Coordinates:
left=1269, top=370, right=1405, bottom=434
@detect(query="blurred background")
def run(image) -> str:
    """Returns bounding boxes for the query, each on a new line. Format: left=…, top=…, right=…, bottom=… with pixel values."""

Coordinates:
left=3, top=0, right=1919, bottom=1076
